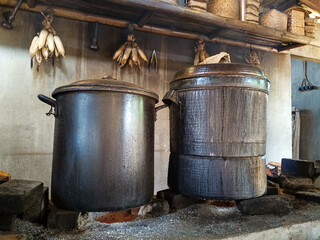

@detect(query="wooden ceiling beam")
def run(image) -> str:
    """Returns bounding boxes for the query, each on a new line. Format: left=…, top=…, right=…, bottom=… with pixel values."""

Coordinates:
left=2, top=0, right=320, bottom=50
left=137, top=10, right=154, bottom=28
left=277, top=43, right=305, bottom=51
left=277, top=0, right=298, bottom=11
left=208, top=28, right=231, bottom=40
left=299, top=0, right=320, bottom=14
left=261, top=0, right=278, bottom=8
left=261, top=0, right=298, bottom=10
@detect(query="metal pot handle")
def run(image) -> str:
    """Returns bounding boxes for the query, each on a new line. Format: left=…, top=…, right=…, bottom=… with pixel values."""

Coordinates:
left=155, top=90, right=178, bottom=113
left=162, top=90, right=179, bottom=106
left=155, top=105, right=167, bottom=112
left=154, top=90, right=179, bottom=121
left=154, top=104, right=168, bottom=121
left=38, top=94, right=58, bottom=117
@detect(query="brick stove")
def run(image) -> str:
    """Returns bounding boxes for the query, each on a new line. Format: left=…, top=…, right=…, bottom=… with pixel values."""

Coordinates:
left=2, top=158, right=320, bottom=239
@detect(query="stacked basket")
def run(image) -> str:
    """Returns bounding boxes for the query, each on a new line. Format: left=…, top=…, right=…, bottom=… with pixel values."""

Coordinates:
left=285, top=7, right=309, bottom=35
left=207, top=0, right=239, bottom=19
left=161, top=0, right=178, bottom=4
left=245, top=0, right=260, bottom=24
left=305, top=17, right=318, bottom=38
left=188, top=0, right=208, bottom=11
left=260, top=9, right=287, bottom=31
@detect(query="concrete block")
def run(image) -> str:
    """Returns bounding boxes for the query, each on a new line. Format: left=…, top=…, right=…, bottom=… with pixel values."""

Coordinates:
left=236, top=195, right=293, bottom=215
left=157, top=189, right=205, bottom=210
left=138, top=199, right=170, bottom=217
left=47, top=204, right=88, bottom=230
left=281, top=158, right=315, bottom=178
left=0, top=179, right=43, bottom=214
left=295, top=191, right=320, bottom=203
left=314, top=176, right=320, bottom=189
left=0, top=213, right=16, bottom=231
left=22, top=187, right=48, bottom=223
left=279, top=176, right=314, bottom=190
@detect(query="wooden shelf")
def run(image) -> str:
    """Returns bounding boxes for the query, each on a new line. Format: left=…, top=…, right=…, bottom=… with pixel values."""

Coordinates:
left=2, top=0, right=320, bottom=51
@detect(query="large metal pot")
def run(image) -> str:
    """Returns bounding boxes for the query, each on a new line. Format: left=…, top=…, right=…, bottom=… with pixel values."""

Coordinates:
left=164, top=64, right=270, bottom=200
left=38, top=76, right=159, bottom=211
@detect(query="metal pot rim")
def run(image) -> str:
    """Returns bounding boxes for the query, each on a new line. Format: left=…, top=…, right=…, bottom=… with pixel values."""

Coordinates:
left=173, top=63, right=268, bottom=80
left=52, top=79, right=159, bottom=102
left=170, top=63, right=270, bottom=92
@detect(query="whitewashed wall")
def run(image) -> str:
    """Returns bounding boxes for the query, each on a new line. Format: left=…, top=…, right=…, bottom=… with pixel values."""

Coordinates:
left=0, top=7, right=292, bottom=195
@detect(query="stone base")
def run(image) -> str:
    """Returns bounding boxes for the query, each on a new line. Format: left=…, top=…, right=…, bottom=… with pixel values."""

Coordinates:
left=157, top=189, right=205, bottom=210
left=10, top=199, right=320, bottom=239
left=138, top=199, right=170, bottom=217
left=22, top=187, right=48, bottom=223
left=47, top=204, right=89, bottom=230
left=0, top=179, right=43, bottom=214
left=0, top=179, right=45, bottom=230
left=0, top=214, right=16, bottom=231
left=168, top=153, right=267, bottom=200
left=236, top=195, right=293, bottom=215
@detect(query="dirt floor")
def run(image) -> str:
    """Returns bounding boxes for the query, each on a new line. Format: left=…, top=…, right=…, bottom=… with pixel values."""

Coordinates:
left=11, top=199, right=320, bottom=240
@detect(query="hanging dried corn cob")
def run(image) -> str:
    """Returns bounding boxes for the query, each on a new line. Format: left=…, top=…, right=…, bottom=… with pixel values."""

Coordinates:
left=113, top=34, right=148, bottom=69
left=29, top=11, right=65, bottom=71
left=245, top=49, right=261, bottom=68
left=193, top=39, right=209, bottom=65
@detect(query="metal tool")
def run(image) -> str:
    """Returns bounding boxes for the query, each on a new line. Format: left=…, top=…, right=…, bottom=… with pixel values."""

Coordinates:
left=2, top=0, right=36, bottom=29
left=149, top=50, right=158, bottom=73
left=90, top=22, right=99, bottom=50
left=299, top=61, right=314, bottom=91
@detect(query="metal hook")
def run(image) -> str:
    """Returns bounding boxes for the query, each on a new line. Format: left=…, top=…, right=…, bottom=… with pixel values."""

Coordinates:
left=128, top=23, right=134, bottom=33
left=149, top=50, right=158, bottom=73
left=299, top=61, right=314, bottom=91
left=46, top=106, right=54, bottom=116
left=1, top=0, right=23, bottom=29
left=90, top=22, right=99, bottom=50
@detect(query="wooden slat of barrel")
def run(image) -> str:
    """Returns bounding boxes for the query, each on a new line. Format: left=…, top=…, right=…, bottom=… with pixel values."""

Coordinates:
left=168, top=153, right=267, bottom=199
left=170, top=87, right=267, bottom=157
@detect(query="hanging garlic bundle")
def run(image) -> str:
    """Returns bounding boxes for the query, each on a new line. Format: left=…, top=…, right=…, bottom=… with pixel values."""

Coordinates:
left=113, top=34, right=148, bottom=69
left=245, top=50, right=261, bottom=68
left=194, top=39, right=209, bottom=65
left=29, top=12, right=65, bottom=70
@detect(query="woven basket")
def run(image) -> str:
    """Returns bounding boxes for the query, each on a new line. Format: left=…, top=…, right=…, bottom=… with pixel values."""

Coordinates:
left=285, top=7, right=309, bottom=35
left=260, top=9, right=287, bottom=31
left=188, top=0, right=207, bottom=11
left=285, top=7, right=309, bottom=18
left=246, top=0, right=260, bottom=9
left=207, top=0, right=239, bottom=19
left=305, top=17, right=318, bottom=25
left=287, top=11, right=305, bottom=27
left=288, top=26, right=305, bottom=35
left=305, top=17, right=318, bottom=38
left=160, top=0, right=178, bottom=4
left=245, top=3, right=259, bottom=23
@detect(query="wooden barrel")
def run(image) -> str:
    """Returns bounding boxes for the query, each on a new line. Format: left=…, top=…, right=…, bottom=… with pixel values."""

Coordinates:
left=168, top=154, right=267, bottom=199
left=164, top=64, right=270, bottom=199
